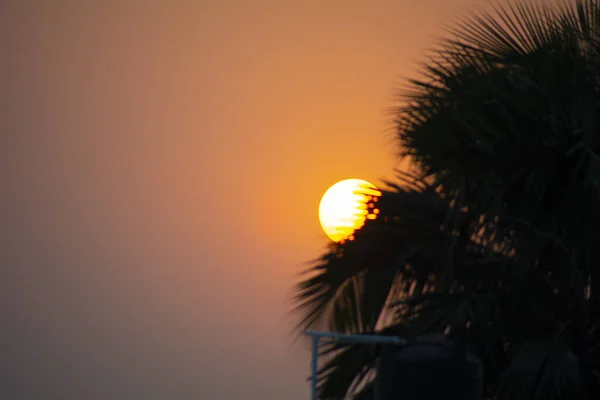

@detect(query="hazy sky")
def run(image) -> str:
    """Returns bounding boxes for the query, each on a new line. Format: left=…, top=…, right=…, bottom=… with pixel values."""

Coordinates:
left=2, top=1, right=499, bottom=398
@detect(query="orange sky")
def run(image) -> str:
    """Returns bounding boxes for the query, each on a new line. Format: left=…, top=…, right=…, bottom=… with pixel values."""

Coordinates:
left=2, top=0, right=506, bottom=398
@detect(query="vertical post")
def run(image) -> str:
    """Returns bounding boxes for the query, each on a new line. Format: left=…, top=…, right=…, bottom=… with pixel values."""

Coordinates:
left=311, top=335, right=319, bottom=400
left=301, top=330, right=404, bottom=399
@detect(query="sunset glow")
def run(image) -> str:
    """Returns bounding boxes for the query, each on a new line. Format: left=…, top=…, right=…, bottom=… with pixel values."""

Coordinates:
left=2, top=1, right=494, bottom=398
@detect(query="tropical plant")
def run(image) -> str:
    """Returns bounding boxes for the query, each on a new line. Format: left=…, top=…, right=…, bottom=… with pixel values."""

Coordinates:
left=294, top=1, right=600, bottom=399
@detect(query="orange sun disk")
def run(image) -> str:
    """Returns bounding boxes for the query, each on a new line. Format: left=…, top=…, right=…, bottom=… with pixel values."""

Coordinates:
left=318, top=179, right=380, bottom=242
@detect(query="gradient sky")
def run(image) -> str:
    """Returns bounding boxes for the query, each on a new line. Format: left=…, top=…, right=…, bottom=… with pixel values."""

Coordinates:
left=3, top=1, right=499, bottom=398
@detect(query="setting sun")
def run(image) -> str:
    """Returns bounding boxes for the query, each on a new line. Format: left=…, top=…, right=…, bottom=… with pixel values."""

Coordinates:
left=318, top=179, right=380, bottom=242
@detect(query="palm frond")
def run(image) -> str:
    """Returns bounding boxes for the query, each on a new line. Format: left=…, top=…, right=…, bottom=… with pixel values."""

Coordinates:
left=293, top=171, right=454, bottom=334
left=294, top=1, right=600, bottom=398
left=497, top=338, right=581, bottom=400
left=315, top=342, right=379, bottom=399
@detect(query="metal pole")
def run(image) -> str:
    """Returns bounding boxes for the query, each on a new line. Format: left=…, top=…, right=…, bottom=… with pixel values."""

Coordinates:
left=303, top=330, right=404, bottom=345
left=311, top=335, right=319, bottom=400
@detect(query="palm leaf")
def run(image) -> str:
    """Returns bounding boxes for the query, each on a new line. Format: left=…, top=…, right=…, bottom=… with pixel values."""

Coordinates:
left=294, top=1, right=600, bottom=398
left=497, top=338, right=581, bottom=400
left=293, top=171, right=454, bottom=334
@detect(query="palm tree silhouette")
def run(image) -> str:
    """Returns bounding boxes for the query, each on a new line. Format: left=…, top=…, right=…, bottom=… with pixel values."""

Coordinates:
left=294, top=1, right=600, bottom=399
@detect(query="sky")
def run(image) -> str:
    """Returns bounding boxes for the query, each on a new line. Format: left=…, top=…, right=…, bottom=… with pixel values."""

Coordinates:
left=2, top=0, right=500, bottom=398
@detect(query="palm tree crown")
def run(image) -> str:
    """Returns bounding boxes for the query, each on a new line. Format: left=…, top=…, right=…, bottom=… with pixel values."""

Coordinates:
left=294, top=1, right=600, bottom=399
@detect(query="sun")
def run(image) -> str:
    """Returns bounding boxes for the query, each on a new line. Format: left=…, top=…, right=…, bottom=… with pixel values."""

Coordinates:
left=318, top=179, right=380, bottom=242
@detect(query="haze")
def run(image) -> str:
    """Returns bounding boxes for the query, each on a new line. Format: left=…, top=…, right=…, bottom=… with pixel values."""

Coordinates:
left=2, top=1, right=493, bottom=398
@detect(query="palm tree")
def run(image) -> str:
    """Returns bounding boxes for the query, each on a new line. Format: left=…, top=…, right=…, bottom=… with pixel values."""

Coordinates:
left=294, top=1, right=600, bottom=399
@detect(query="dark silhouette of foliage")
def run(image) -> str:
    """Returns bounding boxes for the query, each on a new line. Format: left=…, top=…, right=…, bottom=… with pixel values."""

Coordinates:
left=294, top=1, right=600, bottom=399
